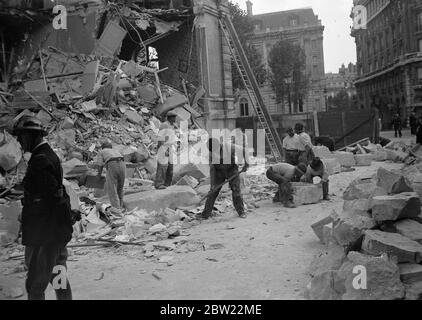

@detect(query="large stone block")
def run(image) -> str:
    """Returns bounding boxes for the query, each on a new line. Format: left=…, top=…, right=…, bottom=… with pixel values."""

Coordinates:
left=332, top=151, right=356, bottom=167
left=322, top=158, right=341, bottom=175
left=343, top=199, right=371, bottom=214
left=371, top=192, right=421, bottom=223
left=362, top=230, right=422, bottom=263
left=313, top=146, right=332, bottom=159
left=307, top=245, right=347, bottom=278
left=304, top=270, right=345, bottom=300
left=394, top=219, right=422, bottom=244
left=332, top=211, right=376, bottom=249
left=399, top=264, right=422, bottom=284
left=343, top=182, right=386, bottom=201
left=172, top=163, right=209, bottom=184
left=291, top=182, right=323, bottom=206
left=124, top=186, right=200, bottom=212
left=376, top=167, right=413, bottom=194
left=0, top=201, right=21, bottom=245
left=354, top=154, right=373, bottom=166
left=337, top=251, right=405, bottom=300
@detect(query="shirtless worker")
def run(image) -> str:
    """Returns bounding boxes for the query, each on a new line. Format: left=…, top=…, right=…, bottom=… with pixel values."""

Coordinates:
left=266, top=162, right=307, bottom=208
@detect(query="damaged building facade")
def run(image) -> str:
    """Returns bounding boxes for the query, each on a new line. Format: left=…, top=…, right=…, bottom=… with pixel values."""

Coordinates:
left=0, top=0, right=237, bottom=131
left=351, top=0, right=422, bottom=128
left=235, top=3, right=326, bottom=136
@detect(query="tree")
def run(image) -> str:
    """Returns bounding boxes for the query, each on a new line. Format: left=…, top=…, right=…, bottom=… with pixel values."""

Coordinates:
left=328, top=89, right=351, bottom=109
left=268, top=39, right=309, bottom=113
left=228, top=1, right=267, bottom=90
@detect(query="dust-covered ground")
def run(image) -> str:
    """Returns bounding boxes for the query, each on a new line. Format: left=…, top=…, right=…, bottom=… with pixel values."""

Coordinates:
left=0, top=159, right=403, bottom=300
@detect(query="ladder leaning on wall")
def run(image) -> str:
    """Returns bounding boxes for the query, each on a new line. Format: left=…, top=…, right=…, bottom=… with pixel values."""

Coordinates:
left=219, top=14, right=284, bottom=162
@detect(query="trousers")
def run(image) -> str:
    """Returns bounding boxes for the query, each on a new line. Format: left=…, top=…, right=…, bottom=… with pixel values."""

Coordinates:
left=155, top=162, right=173, bottom=188
left=106, top=160, right=126, bottom=209
left=266, top=168, right=294, bottom=204
left=25, top=244, right=72, bottom=300
left=284, top=150, right=299, bottom=166
left=202, top=164, right=244, bottom=218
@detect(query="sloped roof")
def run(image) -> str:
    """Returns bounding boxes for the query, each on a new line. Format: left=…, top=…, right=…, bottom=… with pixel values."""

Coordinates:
left=252, top=8, right=319, bottom=30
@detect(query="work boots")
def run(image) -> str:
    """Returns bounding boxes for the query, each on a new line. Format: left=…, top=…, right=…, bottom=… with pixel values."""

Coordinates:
left=284, top=201, right=296, bottom=209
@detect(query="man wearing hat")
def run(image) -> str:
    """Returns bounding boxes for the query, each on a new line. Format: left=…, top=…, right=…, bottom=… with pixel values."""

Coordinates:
left=295, top=123, right=314, bottom=165
left=155, top=110, right=178, bottom=189
left=301, top=157, right=330, bottom=201
left=12, top=116, right=73, bottom=300
left=96, top=139, right=125, bottom=209
left=266, top=162, right=307, bottom=208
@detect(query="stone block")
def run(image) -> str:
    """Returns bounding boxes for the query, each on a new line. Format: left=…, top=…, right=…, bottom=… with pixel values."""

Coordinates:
left=332, top=211, right=376, bottom=249
left=61, top=116, right=74, bottom=129
left=291, top=182, right=323, bottom=206
left=404, top=281, right=422, bottom=300
left=175, top=175, right=199, bottom=189
left=376, top=167, right=413, bottom=194
left=362, top=230, right=422, bottom=263
left=0, top=201, right=21, bottom=245
left=63, top=179, right=80, bottom=211
left=354, top=154, right=373, bottom=166
left=343, top=182, right=387, bottom=201
left=172, top=163, right=209, bottom=184
left=304, top=270, right=345, bottom=300
left=394, top=219, right=422, bottom=244
left=337, top=251, right=405, bottom=300
left=125, top=185, right=200, bottom=212
left=371, top=192, right=421, bottom=223
left=307, top=245, right=347, bottom=278
left=332, top=151, right=356, bottom=167
left=125, top=110, right=144, bottom=126
left=322, top=158, right=341, bottom=175
left=399, top=264, right=422, bottom=284
left=313, top=146, right=332, bottom=159
left=343, top=199, right=371, bottom=214
left=373, top=150, right=388, bottom=161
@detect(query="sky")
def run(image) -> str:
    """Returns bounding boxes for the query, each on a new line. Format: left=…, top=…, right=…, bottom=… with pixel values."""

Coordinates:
left=232, top=0, right=357, bottom=73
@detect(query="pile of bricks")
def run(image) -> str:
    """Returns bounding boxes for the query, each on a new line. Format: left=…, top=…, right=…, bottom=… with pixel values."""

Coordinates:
left=305, top=166, right=422, bottom=300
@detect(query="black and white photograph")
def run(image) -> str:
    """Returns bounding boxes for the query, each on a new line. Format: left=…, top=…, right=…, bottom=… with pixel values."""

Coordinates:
left=1, top=0, right=422, bottom=305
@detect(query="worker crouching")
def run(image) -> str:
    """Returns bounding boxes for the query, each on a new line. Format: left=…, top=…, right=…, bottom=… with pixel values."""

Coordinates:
left=301, top=157, right=330, bottom=201
left=266, top=163, right=307, bottom=208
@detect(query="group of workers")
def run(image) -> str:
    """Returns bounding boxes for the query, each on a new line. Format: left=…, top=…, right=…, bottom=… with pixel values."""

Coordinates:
left=10, top=109, right=328, bottom=300
left=267, top=123, right=330, bottom=208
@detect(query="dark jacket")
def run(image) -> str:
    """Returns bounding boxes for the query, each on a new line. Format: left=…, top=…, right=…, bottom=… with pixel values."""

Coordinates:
left=392, top=117, right=402, bottom=128
left=21, top=143, right=73, bottom=246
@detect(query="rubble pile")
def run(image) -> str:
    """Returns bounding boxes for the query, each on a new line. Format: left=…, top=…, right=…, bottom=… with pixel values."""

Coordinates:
left=305, top=166, right=422, bottom=300
left=313, top=138, right=417, bottom=177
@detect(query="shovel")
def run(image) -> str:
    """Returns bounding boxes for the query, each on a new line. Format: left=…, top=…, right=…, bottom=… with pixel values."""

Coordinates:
left=199, top=171, right=242, bottom=203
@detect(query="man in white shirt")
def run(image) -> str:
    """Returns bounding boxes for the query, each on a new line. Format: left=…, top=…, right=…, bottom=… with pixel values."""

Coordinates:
left=155, top=111, right=178, bottom=189
left=282, top=127, right=301, bottom=165
left=295, top=123, right=315, bottom=165
left=301, top=157, right=330, bottom=201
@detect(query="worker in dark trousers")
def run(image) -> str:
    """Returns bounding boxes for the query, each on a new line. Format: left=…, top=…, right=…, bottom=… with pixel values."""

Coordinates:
left=12, top=116, right=73, bottom=300
left=282, top=127, right=300, bottom=165
left=96, top=140, right=125, bottom=209
left=199, top=138, right=249, bottom=219
left=155, top=111, right=178, bottom=189
left=266, top=162, right=307, bottom=208
left=301, top=157, right=330, bottom=201
left=392, top=113, right=402, bottom=138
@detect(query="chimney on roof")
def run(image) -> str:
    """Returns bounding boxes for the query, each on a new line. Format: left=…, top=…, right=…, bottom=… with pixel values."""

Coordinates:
left=246, top=1, right=253, bottom=17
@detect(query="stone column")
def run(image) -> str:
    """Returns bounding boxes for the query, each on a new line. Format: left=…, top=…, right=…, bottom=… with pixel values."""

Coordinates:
left=193, top=0, right=236, bottom=132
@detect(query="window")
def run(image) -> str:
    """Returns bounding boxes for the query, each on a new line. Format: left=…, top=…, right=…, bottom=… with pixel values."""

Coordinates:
left=419, top=39, right=422, bottom=52
left=240, top=99, right=249, bottom=117
left=418, top=68, right=422, bottom=81
left=311, top=40, right=317, bottom=50
left=417, top=12, right=422, bottom=31
left=290, top=19, right=298, bottom=27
